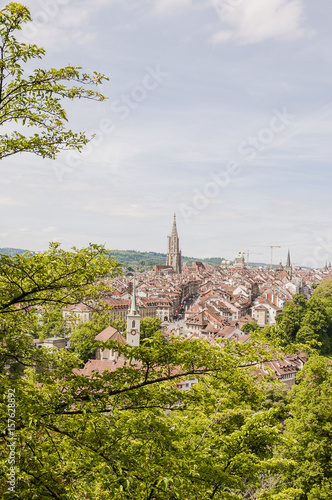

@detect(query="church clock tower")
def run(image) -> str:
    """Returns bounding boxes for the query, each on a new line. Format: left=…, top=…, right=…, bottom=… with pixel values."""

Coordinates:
left=126, top=279, right=140, bottom=347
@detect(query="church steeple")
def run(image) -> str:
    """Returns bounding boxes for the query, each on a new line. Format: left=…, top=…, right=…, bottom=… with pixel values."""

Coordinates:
left=128, top=278, right=139, bottom=315
left=171, top=213, right=178, bottom=238
left=126, top=278, right=140, bottom=347
left=166, top=214, right=182, bottom=274
left=285, top=250, right=292, bottom=277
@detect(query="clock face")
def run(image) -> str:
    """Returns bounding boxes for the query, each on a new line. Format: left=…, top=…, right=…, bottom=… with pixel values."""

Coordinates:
left=131, top=329, right=137, bottom=336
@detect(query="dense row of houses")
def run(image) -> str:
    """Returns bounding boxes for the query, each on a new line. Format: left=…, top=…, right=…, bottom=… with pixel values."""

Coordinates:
left=62, top=258, right=330, bottom=332
left=53, top=259, right=332, bottom=388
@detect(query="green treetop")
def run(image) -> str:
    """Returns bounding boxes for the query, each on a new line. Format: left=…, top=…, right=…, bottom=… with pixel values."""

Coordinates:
left=281, top=356, right=332, bottom=499
left=0, top=2, right=108, bottom=160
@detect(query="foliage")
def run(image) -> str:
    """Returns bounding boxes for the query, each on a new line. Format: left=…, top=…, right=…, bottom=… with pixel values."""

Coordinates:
left=241, top=320, right=259, bottom=333
left=312, top=279, right=332, bottom=299
left=140, top=317, right=162, bottom=340
left=258, top=381, right=290, bottom=412
left=281, top=356, right=332, bottom=499
left=295, top=297, right=332, bottom=354
left=275, top=295, right=308, bottom=344
left=0, top=242, right=327, bottom=499
left=69, top=322, right=99, bottom=364
left=0, top=242, right=120, bottom=314
left=69, top=312, right=126, bottom=363
left=0, top=330, right=293, bottom=499
left=34, top=305, right=69, bottom=340
left=0, top=3, right=108, bottom=160
left=276, top=294, right=332, bottom=355
left=0, top=242, right=121, bottom=375
left=0, top=241, right=297, bottom=498
left=90, top=310, right=126, bottom=335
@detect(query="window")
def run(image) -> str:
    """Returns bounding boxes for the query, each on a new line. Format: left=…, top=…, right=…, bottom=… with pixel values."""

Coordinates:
left=132, top=320, right=135, bottom=328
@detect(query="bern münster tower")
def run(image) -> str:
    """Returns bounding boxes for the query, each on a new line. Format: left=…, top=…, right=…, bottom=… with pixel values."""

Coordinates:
left=166, top=214, right=182, bottom=274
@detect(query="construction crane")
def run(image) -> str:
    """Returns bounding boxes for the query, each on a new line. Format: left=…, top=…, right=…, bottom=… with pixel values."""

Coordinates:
left=245, top=250, right=264, bottom=268
left=250, top=245, right=281, bottom=270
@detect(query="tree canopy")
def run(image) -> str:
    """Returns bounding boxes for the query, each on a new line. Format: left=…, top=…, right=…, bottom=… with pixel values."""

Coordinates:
left=140, top=317, right=162, bottom=340
left=275, top=294, right=332, bottom=355
left=0, top=245, right=331, bottom=499
left=0, top=242, right=305, bottom=499
left=312, top=279, right=332, bottom=300
left=69, top=312, right=126, bottom=364
left=0, top=2, right=108, bottom=160
left=282, top=356, right=332, bottom=499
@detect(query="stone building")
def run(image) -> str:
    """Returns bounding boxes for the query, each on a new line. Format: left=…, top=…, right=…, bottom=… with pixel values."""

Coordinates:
left=62, top=303, right=92, bottom=325
left=233, top=252, right=245, bottom=269
left=166, top=214, right=182, bottom=274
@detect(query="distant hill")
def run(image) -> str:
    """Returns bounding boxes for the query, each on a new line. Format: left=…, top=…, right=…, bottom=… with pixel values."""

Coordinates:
left=109, top=250, right=224, bottom=270
left=0, top=247, right=270, bottom=270
left=0, top=247, right=32, bottom=256
left=0, top=247, right=223, bottom=267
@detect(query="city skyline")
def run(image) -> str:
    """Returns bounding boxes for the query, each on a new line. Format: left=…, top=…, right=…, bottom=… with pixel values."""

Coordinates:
left=2, top=1, right=332, bottom=268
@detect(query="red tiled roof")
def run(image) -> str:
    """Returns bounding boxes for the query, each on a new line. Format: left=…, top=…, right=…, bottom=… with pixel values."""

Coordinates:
left=63, top=303, right=91, bottom=312
left=94, top=327, right=125, bottom=343
left=77, top=359, right=142, bottom=376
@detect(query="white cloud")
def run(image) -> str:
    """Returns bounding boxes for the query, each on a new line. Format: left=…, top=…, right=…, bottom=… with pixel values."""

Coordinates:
left=19, top=0, right=115, bottom=50
left=0, top=197, right=23, bottom=206
left=151, top=0, right=194, bottom=16
left=211, top=0, right=311, bottom=45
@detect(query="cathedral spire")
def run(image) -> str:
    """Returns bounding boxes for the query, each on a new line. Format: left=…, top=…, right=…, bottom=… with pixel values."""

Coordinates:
left=166, top=214, right=182, bottom=274
left=285, top=250, right=292, bottom=277
left=171, top=213, right=178, bottom=238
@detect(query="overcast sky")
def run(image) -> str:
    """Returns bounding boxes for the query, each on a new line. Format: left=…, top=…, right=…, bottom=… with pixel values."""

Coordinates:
left=2, top=0, right=332, bottom=267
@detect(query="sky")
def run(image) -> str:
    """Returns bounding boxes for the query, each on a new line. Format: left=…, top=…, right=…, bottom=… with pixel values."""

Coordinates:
left=2, top=0, right=332, bottom=268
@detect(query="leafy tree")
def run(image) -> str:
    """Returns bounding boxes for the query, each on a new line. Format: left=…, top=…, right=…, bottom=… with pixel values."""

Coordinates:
left=258, top=381, right=290, bottom=412
left=312, top=279, right=332, bottom=300
left=296, top=296, right=332, bottom=354
left=281, top=356, right=332, bottom=499
left=260, top=323, right=294, bottom=349
left=276, top=294, right=308, bottom=344
left=69, top=312, right=126, bottom=363
left=0, top=243, right=299, bottom=498
left=0, top=331, right=293, bottom=499
left=90, top=310, right=126, bottom=334
left=35, top=305, right=69, bottom=340
left=69, top=322, right=99, bottom=363
left=140, top=316, right=162, bottom=340
left=0, top=243, right=121, bottom=374
left=241, top=320, right=259, bottom=333
left=0, top=3, right=107, bottom=160
left=276, top=294, right=332, bottom=354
